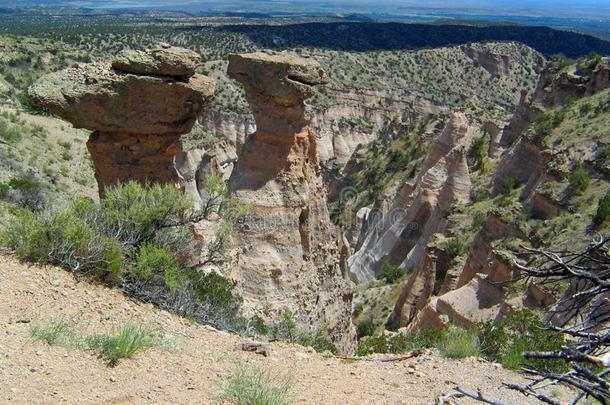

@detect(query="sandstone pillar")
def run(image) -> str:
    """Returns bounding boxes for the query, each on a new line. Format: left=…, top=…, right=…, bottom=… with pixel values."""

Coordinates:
left=29, top=45, right=216, bottom=196
left=227, top=52, right=356, bottom=352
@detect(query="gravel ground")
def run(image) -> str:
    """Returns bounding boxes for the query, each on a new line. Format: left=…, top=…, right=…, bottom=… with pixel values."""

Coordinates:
left=0, top=254, right=573, bottom=404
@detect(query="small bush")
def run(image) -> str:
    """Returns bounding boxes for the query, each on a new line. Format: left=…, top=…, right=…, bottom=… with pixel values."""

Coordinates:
left=185, top=269, right=239, bottom=312
left=6, top=175, right=45, bottom=210
left=270, top=310, right=298, bottom=343
left=356, top=317, right=376, bottom=338
left=471, top=210, right=486, bottom=231
left=356, top=335, right=389, bottom=356
left=500, top=176, right=519, bottom=196
left=594, top=193, right=610, bottom=225
left=85, top=323, right=162, bottom=366
left=567, top=162, right=590, bottom=195
left=476, top=310, right=567, bottom=373
left=297, top=333, right=339, bottom=355
left=437, top=326, right=481, bottom=359
left=595, top=145, right=610, bottom=169
left=0, top=182, right=8, bottom=198
left=249, top=315, right=269, bottom=337
left=444, top=237, right=466, bottom=260
left=471, top=137, right=489, bottom=172
left=356, top=328, right=443, bottom=356
left=377, top=262, right=403, bottom=284
left=128, top=243, right=180, bottom=288
left=221, top=367, right=293, bottom=405
left=30, top=321, right=77, bottom=348
left=102, top=182, right=191, bottom=246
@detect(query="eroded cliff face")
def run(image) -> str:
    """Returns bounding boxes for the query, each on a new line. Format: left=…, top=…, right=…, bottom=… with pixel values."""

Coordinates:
left=382, top=58, right=610, bottom=335
left=29, top=45, right=216, bottom=196
left=311, top=89, right=448, bottom=165
left=226, top=52, right=356, bottom=353
left=347, top=112, right=475, bottom=284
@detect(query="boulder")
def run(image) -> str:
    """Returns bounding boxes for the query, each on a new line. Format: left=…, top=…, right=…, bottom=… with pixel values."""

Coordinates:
left=228, top=52, right=328, bottom=136
left=112, top=44, right=202, bottom=78
left=29, top=63, right=215, bottom=135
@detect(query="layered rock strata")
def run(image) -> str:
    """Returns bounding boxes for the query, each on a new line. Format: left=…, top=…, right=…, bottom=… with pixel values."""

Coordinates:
left=226, top=52, right=356, bottom=353
left=29, top=45, right=216, bottom=196
left=347, top=112, right=475, bottom=284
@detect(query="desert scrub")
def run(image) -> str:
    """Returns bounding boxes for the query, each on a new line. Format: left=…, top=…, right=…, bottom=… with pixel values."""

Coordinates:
left=356, top=317, right=376, bottom=338
left=377, top=262, right=404, bottom=284
left=594, top=193, right=610, bottom=225
left=127, top=243, right=181, bottom=289
left=567, top=162, right=590, bottom=196
left=2, top=181, right=244, bottom=333
left=443, top=237, right=467, bottom=260
left=356, top=328, right=443, bottom=356
left=437, top=326, right=481, bottom=359
left=86, top=323, right=164, bottom=366
left=30, top=321, right=79, bottom=348
left=476, top=310, right=567, bottom=373
left=222, top=367, right=293, bottom=405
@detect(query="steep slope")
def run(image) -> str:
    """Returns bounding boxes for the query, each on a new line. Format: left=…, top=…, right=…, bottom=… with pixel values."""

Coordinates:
left=375, top=57, right=610, bottom=333
left=0, top=253, right=569, bottom=404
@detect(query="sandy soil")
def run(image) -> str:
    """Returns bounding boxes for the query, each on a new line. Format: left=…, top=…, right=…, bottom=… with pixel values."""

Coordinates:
left=0, top=254, right=572, bottom=404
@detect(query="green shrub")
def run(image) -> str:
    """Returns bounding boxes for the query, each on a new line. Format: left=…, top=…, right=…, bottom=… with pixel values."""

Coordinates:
left=128, top=243, right=180, bottom=288
left=471, top=210, right=486, bottom=231
left=0, top=183, right=8, bottom=198
left=184, top=268, right=238, bottom=312
left=579, top=102, right=594, bottom=116
left=567, top=162, right=590, bottom=195
left=595, top=145, right=610, bottom=169
left=102, top=182, right=191, bottom=246
left=297, top=333, right=339, bottom=355
left=356, top=328, right=443, bottom=356
left=356, top=335, right=389, bottom=356
left=437, top=326, right=481, bottom=359
left=0, top=121, right=23, bottom=143
left=594, top=193, right=610, bottom=225
left=500, top=176, right=519, bottom=196
left=476, top=310, right=567, bottom=373
left=471, top=136, right=489, bottom=172
left=377, top=262, right=403, bottom=284
left=249, top=315, right=269, bottom=337
left=85, top=323, right=162, bottom=366
left=271, top=310, right=298, bottom=343
left=1, top=182, right=190, bottom=275
left=30, top=321, right=77, bottom=348
left=444, top=237, right=466, bottom=259
left=356, top=317, right=376, bottom=338
left=577, top=51, right=603, bottom=72
left=221, top=367, right=293, bottom=405
left=6, top=176, right=45, bottom=210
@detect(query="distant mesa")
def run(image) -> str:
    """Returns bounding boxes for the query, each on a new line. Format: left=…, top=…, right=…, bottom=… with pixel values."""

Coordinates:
left=210, top=22, right=610, bottom=58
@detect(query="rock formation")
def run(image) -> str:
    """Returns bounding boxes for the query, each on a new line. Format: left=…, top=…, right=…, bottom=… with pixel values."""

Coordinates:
left=347, top=112, right=475, bottom=284
left=29, top=45, right=216, bottom=196
left=226, top=52, right=356, bottom=353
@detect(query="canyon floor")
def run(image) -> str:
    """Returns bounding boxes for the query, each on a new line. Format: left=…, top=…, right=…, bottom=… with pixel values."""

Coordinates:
left=0, top=253, right=574, bottom=405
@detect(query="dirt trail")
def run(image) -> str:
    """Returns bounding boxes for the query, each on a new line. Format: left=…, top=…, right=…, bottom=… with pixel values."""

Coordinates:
left=0, top=254, right=571, bottom=404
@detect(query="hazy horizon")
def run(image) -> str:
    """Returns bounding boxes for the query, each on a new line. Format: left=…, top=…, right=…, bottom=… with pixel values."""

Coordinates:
left=3, top=0, right=610, bottom=17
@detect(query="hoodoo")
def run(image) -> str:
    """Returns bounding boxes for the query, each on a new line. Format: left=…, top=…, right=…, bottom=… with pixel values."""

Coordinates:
left=227, top=52, right=356, bottom=352
left=29, top=45, right=216, bottom=196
